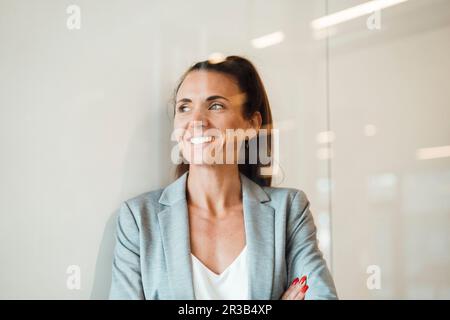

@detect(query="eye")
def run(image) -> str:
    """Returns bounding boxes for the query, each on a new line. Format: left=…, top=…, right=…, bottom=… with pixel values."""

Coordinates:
left=209, top=103, right=224, bottom=110
left=177, top=105, right=190, bottom=113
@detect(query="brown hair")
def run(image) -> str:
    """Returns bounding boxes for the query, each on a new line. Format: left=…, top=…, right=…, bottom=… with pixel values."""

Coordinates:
left=173, top=55, right=273, bottom=187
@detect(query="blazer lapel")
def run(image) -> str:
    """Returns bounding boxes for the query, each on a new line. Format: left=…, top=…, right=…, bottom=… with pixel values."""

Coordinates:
left=240, top=173, right=275, bottom=300
left=157, top=172, right=195, bottom=299
left=156, top=171, right=275, bottom=300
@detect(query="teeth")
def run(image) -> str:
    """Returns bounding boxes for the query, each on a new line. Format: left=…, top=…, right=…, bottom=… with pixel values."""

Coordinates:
left=190, top=136, right=213, bottom=144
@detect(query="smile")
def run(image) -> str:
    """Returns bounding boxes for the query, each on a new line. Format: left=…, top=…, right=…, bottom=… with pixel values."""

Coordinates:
left=190, top=136, right=214, bottom=144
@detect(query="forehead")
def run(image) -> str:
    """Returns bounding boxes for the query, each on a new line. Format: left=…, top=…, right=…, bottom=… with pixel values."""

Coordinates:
left=177, top=70, right=241, bottom=98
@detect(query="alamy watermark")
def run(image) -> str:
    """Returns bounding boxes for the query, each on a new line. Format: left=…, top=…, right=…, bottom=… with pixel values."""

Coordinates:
left=367, top=10, right=381, bottom=30
left=171, top=123, right=280, bottom=176
left=66, top=265, right=81, bottom=290
left=66, top=5, right=81, bottom=30
left=366, top=264, right=381, bottom=290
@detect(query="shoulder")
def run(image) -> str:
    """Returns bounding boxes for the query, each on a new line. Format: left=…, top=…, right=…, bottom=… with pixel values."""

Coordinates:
left=124, top=187, right=165, bottom=208
left=262, top=186, right=310, bottom=208
left=261, top=186, right=311, bottom=223
left=118, top=187, right=166, bottom=223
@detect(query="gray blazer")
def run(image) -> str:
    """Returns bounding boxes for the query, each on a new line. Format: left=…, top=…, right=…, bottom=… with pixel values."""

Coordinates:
left=109, top=171, right=338, bottom=300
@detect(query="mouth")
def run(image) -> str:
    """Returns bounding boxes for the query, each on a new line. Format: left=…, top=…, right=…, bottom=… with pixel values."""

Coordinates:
left=189, top=136, right=215, bottom=145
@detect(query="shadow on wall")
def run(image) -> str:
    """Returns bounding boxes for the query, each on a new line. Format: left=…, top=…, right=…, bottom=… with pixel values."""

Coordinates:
left=87, top=38, right=175, bottom=298
left=90, top=210, right=118, bottom=299
left=88, top=103, right=173, bottom=299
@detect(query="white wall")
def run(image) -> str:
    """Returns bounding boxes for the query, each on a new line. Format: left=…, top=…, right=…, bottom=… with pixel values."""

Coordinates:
left=0, top=0, right=448, bottom=299
left=0, top=0, right=330, bottom=299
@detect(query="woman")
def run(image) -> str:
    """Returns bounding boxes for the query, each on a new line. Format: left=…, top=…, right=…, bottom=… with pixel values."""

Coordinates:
left=109, top=56, right=338, bottom=300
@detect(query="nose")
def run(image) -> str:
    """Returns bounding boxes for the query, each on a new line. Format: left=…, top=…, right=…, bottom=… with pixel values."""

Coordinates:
left=188, top=108, right=209, bottom=131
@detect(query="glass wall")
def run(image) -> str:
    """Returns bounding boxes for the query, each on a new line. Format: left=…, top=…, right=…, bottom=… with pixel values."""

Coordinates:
left=327, top=0, right=450, bottom=299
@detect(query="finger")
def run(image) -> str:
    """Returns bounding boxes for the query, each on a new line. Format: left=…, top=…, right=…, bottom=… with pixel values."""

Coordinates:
left=299, top=275, right=307, bottom=286
left=281, top=278, right=300, bottom=300
left=287, top=276, right=307, bottom=300
left=281, top=275, right=308, bottom=300
left=284, top=277, right=306, bottom=300
left=293, top=284, right=309, bottom=300
left=284, top=287, right=299, bottom=300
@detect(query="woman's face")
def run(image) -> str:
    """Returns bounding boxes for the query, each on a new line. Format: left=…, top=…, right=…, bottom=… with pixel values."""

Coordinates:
left=174, top=70, right=261, bottom=166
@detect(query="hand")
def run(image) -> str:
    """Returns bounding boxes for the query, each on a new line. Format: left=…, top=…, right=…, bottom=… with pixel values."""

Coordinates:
left=281, top=275, right=309, bottom=300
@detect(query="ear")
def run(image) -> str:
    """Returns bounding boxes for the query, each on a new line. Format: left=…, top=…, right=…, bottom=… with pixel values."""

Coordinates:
left=248, top=111, right=262, bottom=132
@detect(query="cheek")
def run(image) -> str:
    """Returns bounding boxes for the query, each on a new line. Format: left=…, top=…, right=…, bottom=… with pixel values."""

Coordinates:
left=215, top=113, right=247, bottom=130
left=173, top=117, right=184, bottom=129
left=173, top=119, right=187, bottom=136
left=172, top=120, right=189, bottom=146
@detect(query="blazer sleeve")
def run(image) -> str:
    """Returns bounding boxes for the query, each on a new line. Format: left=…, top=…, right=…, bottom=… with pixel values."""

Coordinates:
left=285, top=190, right=338, bottom=300
left=109, top=201, right=145, bottom=299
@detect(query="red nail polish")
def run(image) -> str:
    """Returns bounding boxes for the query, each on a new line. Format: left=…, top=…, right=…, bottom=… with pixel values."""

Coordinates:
left=299, top=275, right=307, bottom=285
left=291, top=277, right=299, bottom=286
left=301, top=285, right=309, bottom=293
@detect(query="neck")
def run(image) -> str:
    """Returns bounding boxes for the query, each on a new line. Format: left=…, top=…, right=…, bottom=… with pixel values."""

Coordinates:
left=186, top=164, right=242, bottom=216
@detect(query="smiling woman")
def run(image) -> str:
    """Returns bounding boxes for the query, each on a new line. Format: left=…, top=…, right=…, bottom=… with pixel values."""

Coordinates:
left=173, top=56, right=274, bottom=187
left=109, top=55, right=338, bottom=300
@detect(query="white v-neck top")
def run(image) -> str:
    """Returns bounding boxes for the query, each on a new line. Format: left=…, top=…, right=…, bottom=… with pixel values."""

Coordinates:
left=191, top=246, right=249, bottom=300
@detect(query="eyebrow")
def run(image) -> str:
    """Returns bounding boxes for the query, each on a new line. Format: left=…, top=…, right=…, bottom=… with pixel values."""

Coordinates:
left=176, top=95, right=230, bottom=104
